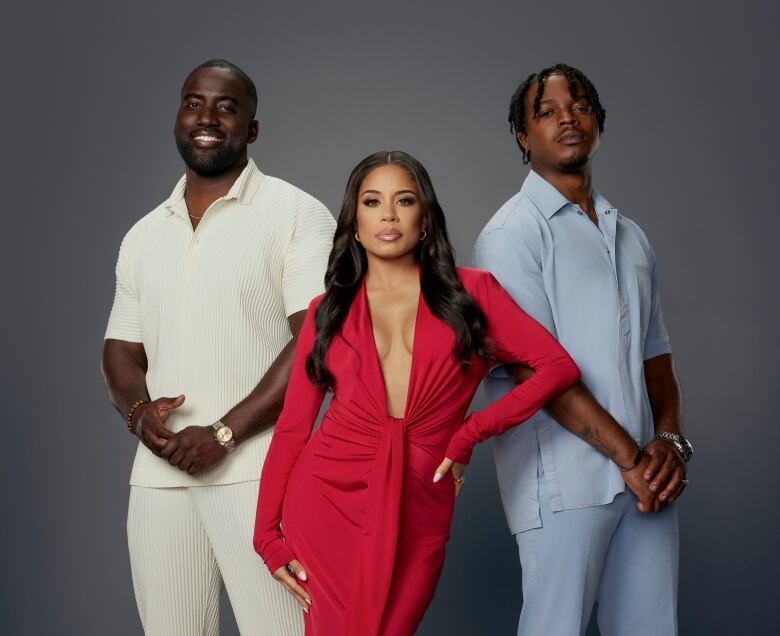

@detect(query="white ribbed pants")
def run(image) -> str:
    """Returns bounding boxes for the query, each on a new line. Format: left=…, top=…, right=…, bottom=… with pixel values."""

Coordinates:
left=127, top=481, right=303, bottom=636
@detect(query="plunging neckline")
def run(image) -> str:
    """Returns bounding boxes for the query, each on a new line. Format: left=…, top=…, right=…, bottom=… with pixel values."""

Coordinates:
left=362, top=276, right=421, bottom=421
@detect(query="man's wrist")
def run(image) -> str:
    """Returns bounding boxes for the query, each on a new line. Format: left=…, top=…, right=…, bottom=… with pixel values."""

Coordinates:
left=212, top=420, right=237, bottom=453
left=613, top=437, right=641, bottom=471
left=654, top=431, right=693, bottom=463
left=126, top=400, right=149, bottom=436
left=617, top=442, right=643, bottom=472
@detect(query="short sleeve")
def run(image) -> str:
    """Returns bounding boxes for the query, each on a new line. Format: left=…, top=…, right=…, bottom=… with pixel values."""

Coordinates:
left=474, top=227, right=556, bottom=336
left=282, top=196, right=336, bottom=317
left=104, top=230, right=143, bottom=342
left=474, top=226, right=556, bottom=383
left=643, top=248, right=672, bottom=360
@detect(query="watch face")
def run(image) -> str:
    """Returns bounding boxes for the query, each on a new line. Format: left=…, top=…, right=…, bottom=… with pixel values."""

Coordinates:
left=216, top=427, right=234, bottom=444
left=679, top=437, right=693, bottom=459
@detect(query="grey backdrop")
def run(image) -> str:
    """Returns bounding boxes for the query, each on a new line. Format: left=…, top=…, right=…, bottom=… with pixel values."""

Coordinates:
left=2, top=1, right=778, bottom=634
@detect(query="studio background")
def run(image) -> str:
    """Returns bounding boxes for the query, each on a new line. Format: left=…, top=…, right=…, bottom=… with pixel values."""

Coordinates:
left=2, top=1, right=777, bottom=634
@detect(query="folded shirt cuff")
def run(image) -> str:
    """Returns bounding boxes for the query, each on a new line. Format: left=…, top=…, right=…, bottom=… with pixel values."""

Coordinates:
left=261, top=537, right=296, bottom=574
left=445, top=417, right=478, bottom=464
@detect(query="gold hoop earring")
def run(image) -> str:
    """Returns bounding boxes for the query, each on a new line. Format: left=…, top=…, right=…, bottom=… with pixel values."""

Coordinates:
left=419, top=230, right=427, bottom=241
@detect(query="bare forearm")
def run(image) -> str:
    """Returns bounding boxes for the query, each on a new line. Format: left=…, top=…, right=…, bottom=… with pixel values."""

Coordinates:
left=221, top=310, right=307, bottom=443
left=221, top=338, right=297, bottom=442
left=507, top=365, right=637, bottom=467
left=545, top=383, right=638, bottom=466
left=644, top=353, right=683, bottom=435
left=101, top=339, right=150, bottom=417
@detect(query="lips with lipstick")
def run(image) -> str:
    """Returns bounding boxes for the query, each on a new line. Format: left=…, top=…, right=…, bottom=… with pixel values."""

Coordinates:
left=375, top=228, right=403, bottom=241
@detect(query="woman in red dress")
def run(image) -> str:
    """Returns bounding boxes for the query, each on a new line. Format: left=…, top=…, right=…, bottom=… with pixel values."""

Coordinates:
left=253, top=151, right=581, bottom=635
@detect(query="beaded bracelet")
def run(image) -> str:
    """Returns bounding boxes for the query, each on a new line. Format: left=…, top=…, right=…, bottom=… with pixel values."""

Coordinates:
left=126, top=400, right=149, bottom=435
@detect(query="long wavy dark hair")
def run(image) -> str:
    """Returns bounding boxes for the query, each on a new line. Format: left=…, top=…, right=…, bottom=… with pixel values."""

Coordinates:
left=306, top=150, right=490, bottom=389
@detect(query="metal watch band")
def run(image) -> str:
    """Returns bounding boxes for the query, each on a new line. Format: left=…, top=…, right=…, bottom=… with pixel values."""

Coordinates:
left=212, top=420, right=237, bottom=454
left=655, top=431, right=692, bottom=463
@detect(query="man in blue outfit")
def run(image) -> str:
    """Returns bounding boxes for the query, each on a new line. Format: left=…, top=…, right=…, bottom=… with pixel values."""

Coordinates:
left=475, top=63, right=693, bottom=635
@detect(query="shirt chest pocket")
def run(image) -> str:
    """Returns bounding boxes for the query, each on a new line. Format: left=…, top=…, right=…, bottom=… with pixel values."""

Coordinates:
left=617, top=262, right=652, bottom=337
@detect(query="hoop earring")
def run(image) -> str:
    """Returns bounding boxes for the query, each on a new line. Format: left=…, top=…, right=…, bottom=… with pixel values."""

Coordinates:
left=419, top=230, right=427, bottom=241
left=354, top=232, right=360, bottom=242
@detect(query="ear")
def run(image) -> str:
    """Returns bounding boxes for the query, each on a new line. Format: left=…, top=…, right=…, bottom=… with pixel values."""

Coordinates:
left=248, top=119, right=260, bottom=144
left=516, top=131, right=529, bottom=152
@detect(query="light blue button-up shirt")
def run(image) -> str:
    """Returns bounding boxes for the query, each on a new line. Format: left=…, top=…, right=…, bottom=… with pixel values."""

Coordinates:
left=474, top=170, right=672, bottom=534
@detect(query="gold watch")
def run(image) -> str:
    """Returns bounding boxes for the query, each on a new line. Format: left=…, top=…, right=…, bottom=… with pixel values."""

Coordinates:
left=212, top=421, right=237, bottom=453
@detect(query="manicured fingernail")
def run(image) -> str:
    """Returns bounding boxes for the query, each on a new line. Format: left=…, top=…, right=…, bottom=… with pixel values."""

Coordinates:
left=298, top=570, right=307, bottom=581
left=660, top=493, right=667, bottom=501
left=306, top=597, right=312, bottom=605
left=650, top=484, right=657, bottom=492
left=433, top=473, right=442, bottom=483
left=644, top=472, right=651, bottom=479
left=303, top=607, right=309, bottom=613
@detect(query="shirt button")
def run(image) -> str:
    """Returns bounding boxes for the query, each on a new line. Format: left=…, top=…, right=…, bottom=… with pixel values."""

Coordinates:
left=577, top=210, right=583, bottom=215
left=605, top=210, right=611, bottom=214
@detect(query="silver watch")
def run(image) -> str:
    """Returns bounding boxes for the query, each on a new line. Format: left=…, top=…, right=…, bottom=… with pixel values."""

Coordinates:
left=655, top=432, right=693, bottom=463
left=212, top=421, right=237, bottom=453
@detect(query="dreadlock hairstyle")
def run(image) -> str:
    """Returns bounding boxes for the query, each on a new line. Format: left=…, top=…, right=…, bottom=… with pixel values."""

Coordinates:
left=306, top=151, right=491, bottom=390
left=190, top=59, right=258, bottom=117
left=508, top=63, right=606, bottom=164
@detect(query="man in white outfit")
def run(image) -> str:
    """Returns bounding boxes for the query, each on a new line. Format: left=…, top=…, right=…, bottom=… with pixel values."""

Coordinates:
left=101, top=59, right=335, bottom=635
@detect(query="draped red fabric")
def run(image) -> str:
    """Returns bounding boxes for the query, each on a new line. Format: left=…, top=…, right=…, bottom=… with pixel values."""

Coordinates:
left=254, top=268, right=580, bottom=635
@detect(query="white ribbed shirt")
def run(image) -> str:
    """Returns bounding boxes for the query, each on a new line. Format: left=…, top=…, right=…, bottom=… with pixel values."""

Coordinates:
left=105, top=159, right=336, bottom=487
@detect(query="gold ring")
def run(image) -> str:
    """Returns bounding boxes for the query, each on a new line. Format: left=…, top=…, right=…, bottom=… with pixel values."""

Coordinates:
left=454, top=476, right=465, bottom=485
left=682, top=478, right=689, bottom=487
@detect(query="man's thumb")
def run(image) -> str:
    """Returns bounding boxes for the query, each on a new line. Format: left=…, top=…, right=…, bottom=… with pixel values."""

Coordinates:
left=158, top=394, right=186, bottom=411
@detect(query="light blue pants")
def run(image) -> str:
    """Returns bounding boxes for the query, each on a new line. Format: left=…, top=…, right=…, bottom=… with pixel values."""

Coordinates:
left=515, top=477, right=678, bottom=636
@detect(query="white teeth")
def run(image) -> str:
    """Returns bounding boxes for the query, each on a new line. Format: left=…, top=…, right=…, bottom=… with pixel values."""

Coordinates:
left=195, top=136, right=221, bottom=142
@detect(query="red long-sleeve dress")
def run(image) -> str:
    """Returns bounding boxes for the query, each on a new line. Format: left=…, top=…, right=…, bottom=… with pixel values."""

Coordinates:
left=253, top=268, right=580, bottom=635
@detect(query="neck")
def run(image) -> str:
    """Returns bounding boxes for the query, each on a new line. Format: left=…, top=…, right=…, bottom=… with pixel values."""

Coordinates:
left=184, top=156, right=249, bottom=207
left=365, top=253, right=419, bottom=290
left=532, top=163, right=594, bottom=213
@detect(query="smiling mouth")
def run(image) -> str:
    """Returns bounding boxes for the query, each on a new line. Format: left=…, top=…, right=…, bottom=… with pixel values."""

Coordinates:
left=192, top=132, right=225, bottom=147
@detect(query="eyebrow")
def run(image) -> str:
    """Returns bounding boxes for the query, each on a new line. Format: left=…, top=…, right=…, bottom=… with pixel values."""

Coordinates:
left=538, top=94, right=590, bottom=105
left=182, top=92, right=240, bottom=105
left=359, top=189, right=418, bottom=196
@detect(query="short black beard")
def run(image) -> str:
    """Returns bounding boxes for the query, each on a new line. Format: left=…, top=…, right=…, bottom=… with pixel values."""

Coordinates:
left=175, top=133, right=247, bottom=177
